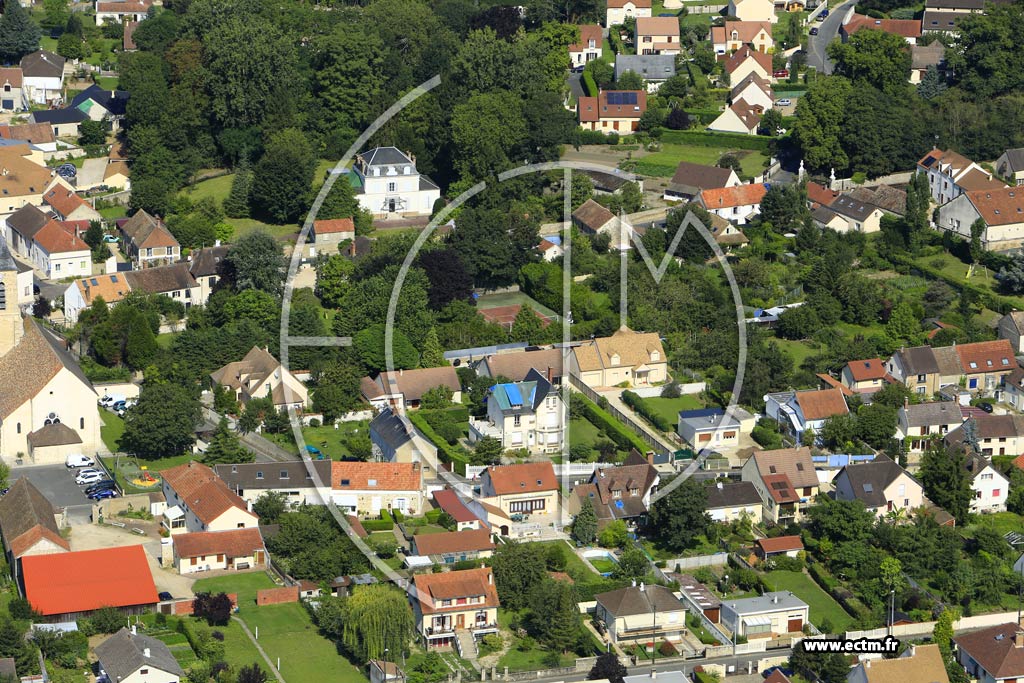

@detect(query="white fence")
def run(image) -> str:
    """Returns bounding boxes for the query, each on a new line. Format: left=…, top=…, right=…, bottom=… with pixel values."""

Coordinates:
left=623, top=382, right=706, bottom=399
left=663, top=553, right=729, bottom=570
left=806, top=2, right=828, bottom=22
left=846, top=610, right=1024, bottom=641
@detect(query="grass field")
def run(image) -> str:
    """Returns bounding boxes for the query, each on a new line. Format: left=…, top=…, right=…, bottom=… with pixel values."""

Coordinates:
left=568, top=417, right=631, bottom=461
left=193, top=571, right=278, bottom=607
left=640, top=395, right=703, bottom=425
left=639, top=144, right=768, bottom=180
left=966, top=511, right=1024, bottom=538
left=765, top=570, right=853, bottom=632
left=99, top=409, right=125, bottom=453
left=241, top=602, right=368, bottom=683
left=476, top=291, right=560, bottom=320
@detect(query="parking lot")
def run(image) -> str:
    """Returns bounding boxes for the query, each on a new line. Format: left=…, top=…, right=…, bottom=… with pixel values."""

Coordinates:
left=10, top=462, right=112, bottom=522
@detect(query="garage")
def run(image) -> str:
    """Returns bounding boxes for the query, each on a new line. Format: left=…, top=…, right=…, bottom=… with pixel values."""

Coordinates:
left=333, top=493, right=358, bottom=513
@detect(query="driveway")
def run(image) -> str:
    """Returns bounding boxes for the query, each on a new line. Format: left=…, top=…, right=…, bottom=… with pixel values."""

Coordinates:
left=70, top=523, right=196, bottom=599
left=11, top=463, right=103, bottom=522
left=807, top=0, right=855, bottom=74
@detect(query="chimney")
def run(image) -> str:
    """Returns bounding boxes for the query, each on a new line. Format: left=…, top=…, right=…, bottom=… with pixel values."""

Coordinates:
left=413, top=462, right=420, bottom=472
left=399, top=368, right=403, bottom=376
left=639, top=582, right=646, bottom=592
left=1015, top=630, right=1024, bottom=648
left=904, top=397, right=909, bottom=409
left=547, top=366, right=554, bottom=383
left=632, top=579, right=637, bottom=587
left=717, top=482, right=723, bottom=490
left=908, top=645, right=916, bottom=658
left=772, top=594, right=778, bottom=604
left=864, top=660, right=871, bottom=669
left=131, top=624, right=137, bottom=635
left=143, top=647, right=151, bottom=658
left=651, top=671, right=657, bottom=680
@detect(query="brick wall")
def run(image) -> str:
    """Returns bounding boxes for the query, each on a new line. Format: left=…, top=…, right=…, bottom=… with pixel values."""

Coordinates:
left=171, top=593, right=239, bottom=615
left=256, top=586, right=299, bottom=606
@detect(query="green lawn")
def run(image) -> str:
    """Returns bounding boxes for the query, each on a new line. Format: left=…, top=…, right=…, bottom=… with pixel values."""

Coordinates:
left=226, top=217, right=298, bottom=242
left=921, top=251, right=1024, bottom=310
left=98, top=205, right=128, bottom=221
left=155, top=332, right=177, bottom=349
left=534, top=541, right=603, bottom=582
left=182, top=173, right=235, bottom=204
left=301, top=421, right=371, bottom=460
left=475, top=290, right=560, bottom=320
left=193, top=572, right=278, bottom=607
left=241, top=602, right=368, bottom=683
left=640, top=395, right=703, bottom=426
left=99, top=409, right=125, bottom=453
left=590, top=558, right=617, bottom=573
left=764, top=570, right=853, bottom=632
left=771, top=337, right=821, bottom=367
left=568, top=417, right=631, bottom=461
left=966, top=511, right=1024, bottom=538
left=639, top=144, right=768, bottom=180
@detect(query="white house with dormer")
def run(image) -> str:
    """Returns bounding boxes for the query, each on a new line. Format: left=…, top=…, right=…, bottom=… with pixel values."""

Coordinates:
left=350, top=147, right=441, bottom=219
left=965, top=450, right=1009, bottom=514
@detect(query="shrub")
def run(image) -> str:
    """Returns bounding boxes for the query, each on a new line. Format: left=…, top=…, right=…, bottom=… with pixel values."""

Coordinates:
left=658, top=640, right=677, bottom=656
left=361, top=519, right=394, bottom=531
left=192, top=592, right=233, bottom=627
left=308, top=418, right=321, bottom=428
left=622, top=390, right=672, bottom=431
left=91, top=607, right=126, bottom=634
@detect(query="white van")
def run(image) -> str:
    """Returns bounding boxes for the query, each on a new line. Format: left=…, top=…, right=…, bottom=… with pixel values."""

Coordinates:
left=98, top=394, right=126, bottom=407
left=66, top=454, right=96, bottom=468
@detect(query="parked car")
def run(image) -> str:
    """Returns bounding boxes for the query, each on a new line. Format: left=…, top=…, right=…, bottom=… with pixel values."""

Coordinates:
left=75, top=468, right=105, bottom=478
left=809, top=26, right=819, bottom=34
left=158, top=592, right=173, bottom=601
left=98, top=394, right=125, bottom=408
left=66, top=454, right=95, bottom=468
left=88, top=489, right=119, bottom=501
left=84, top=480, right=118, bottom=495
left=773, top=69, right=789, bottom=78
left=820, top=8, right=829, bottom=16
left=570, top=64, right=585, bottom=73
left=76, top=471, right=104, bottom=485
left=979, top=402, right=994, bottom=413
left=776, top=98, right=793, bottom=107
left=102, top=234, right=118, bottom=243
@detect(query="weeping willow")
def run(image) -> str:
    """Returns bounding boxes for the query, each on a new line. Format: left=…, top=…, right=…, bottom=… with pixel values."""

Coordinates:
left=341, top=584, right=415, bottom=661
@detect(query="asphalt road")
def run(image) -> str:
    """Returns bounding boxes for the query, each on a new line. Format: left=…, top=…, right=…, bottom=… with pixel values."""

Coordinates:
left=807, top=0, right=855, bottom=75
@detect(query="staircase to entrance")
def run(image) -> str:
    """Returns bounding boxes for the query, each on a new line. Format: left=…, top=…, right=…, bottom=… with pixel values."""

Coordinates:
left=455, top=629, right=477, bottom=659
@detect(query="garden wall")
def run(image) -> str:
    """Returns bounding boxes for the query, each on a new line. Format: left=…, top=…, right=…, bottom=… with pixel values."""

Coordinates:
left=625, top=383, right=706, bottom=399
left=256, top=586, right=300, bottom=606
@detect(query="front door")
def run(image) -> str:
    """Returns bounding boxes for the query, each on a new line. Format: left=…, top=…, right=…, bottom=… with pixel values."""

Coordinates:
left=787, top=618, right=803, bottom=633
left=388, top=198, right=397, bottom=212
left=456, top=614, right=465, bottom=629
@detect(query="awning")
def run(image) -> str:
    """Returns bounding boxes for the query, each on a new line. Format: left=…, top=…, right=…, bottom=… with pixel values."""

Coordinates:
left=165, top=506, right=184, bottom=520
left=744, top=615, right=772, bottom=627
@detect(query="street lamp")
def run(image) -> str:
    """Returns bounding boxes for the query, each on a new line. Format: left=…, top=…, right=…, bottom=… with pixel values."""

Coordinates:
left=888, top=590, right=895, bottom=637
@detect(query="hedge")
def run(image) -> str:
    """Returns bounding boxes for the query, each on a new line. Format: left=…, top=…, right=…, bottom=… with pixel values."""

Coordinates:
left=582, top=70, right=599, bottom=97
left=622, top=390, right=672, bottom=431
left=656, top=129, right=772, bottom=152
left=686, top=109, right=723, bottom=125
left=807, top=562, right=869, bottom=625
left=362, top=519, right=395, bottom=531
left=573, top=393, right=650, bottom=453
left=408, top=411, right=470, bottom=476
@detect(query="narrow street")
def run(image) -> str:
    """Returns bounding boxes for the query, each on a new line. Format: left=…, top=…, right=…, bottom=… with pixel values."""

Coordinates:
left=806, top=0, right=856, bottom=74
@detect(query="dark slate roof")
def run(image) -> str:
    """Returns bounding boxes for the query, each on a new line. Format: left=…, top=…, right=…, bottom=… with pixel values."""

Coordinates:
left=902, top=401, right=961, bottom=428
left=1001, top=149, right=1024, bottom=173
left=27, top=422, right=82, bottom=448
left=705, top=481, right=762, bottom=509
left=214, top=461, right=331, bottom=492
left=895, top=346, right=940, bottom=376
left=668, top=162, right=736, bottom=196
left=925, top=0, right=982, bottom=8
left=7, top=204, right=50, bottom=241
left=370, top=408, right=415, bottom=451
left=123, top=263, right=197, bottom=294
left=188, top=245, right=229, bottom=278
left=19, top=50, right=64, bottom=79
left=614, top=54, right=677, bottom=81
left=829, top=194, right=879, bottom=221
left=30, top=108, right=88, bottom=125
left=837, top=455, right=914, bottom=508
left=0, top=238, right=15, bottom=272
left=0, top=477, right=68, bottom=557
left=362, top=147, right=414, bottom=167
left=596, top=584, right=683, bottom=617
left=922, top=10, right=968, bottom=29
left=70, top=85, right=129, bottom=116
left=581, top=169, right=632, bottom=192
left=95, top=628, right=184, bottom=681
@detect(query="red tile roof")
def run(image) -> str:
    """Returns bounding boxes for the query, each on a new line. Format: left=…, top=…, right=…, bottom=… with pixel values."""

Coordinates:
left=966, top=187, right=1024, bottom=227
left=795, top=388, right=849, bottom=420
left=807, top=181, right=839, bottom=207
left=954, top=622, right=1024, bottom=679
left=712, top=21, right=772, bottom=45
left=843, top=14, right=922, bottom=38
left=96, top=0, right=152, bottom=13
left=577, top=90, right=648, bottom=123
left=955, top=340, right=1016, bottom=374
left=483, top=462, right=558, bottom=496
left=173, top=527, right=265, bottom=559
left=722, top=46, right=772, bottom=75
left=1013, top=454, right=1024, bottom=471
left=162, top=462, right=254, bottom=526
left=412, top=567, right=499, bottom=615
left=699, top=183, right=767, bottom=209
left=331, top=461, right=422, bottom=491
left=846, top=358, right=888, bottom=382
left=432, top=489, right=482, bottom=524
left=412, top=529, right=495, bottom=556
left=756, top=535, right=804, bottom=554
left=313, top=218, right=354, bottom=235
left=762, top=473, right=798, bottom=503
left=0, top=68, right=22, bottom=88
left=570, top=24, right=602, bottom=52
left=43, top=186, right=90, bottom=218
left=33, top=219, right=88, bottom=255
left=636, top=16, right=680, bottom=36
left=607, top=0, right=651, bottom=7
left=817, top=373, right=855, bottom=396
left=22, top=545, right=158, bottom=615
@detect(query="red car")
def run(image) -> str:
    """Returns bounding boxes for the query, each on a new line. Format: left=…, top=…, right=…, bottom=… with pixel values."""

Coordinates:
left=773, top=69, right=789, bottom=78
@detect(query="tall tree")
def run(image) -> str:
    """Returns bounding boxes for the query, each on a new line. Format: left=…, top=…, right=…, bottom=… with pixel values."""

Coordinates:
left=792, top=76, right=854, bottom=173
left=920, top=444, right=973, bottom=522
left=827, top=28, right=912, bottom=96
left=226, top=230, right=286, bottom=295
left=528, top=578, right=582, bottom=653
left=419, top=328, right=446, bottom=368
left=322, top=585, right=414, bottom=662
left=202, top=417, right=252, bottom=465
left=252, top=128, right=316, bottom=224
left=224, top=159, right=253, bottom=219
left=645, top=477, right=712, bottom=552
left=0, top=1, right=41, bottom=63
left=589, top=653, right=627, bottom=683
left=120, top=384, right=201, bottom=459
left=491, top=541, right=548, bottom=610
left=572, top=497, right=598, bottom=545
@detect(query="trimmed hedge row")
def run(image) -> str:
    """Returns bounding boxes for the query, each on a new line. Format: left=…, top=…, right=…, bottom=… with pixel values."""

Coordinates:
left=891, top=252, right=1021, bottom=316
left=362, top=518, right=395, bottom=531
left=582, top=70, right=599, bottom=97
left=622, top=390, right=673, bottom=431
left=686, top=110, right=723, bottom=125
left=807, top=562, right=869, bottom=624
left=573, top=393, right=650, bottom=453
left=408, top=411, right=469, bottom=476
left=656, top=129, right=772, bottom=152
